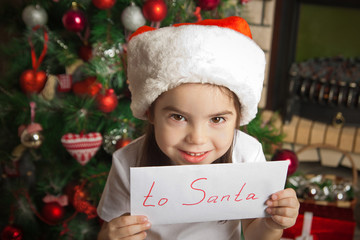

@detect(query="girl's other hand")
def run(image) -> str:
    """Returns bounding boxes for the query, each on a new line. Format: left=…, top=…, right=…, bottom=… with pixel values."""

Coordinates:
left=265, top=188, right=300, bottom=230
left=98, top=214, right=151, bottom=240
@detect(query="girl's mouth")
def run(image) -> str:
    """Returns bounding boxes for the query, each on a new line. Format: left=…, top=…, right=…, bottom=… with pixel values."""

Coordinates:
left=180, top=150, right=210, bottom=163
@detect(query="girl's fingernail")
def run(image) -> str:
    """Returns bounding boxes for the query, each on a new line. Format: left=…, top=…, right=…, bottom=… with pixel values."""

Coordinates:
left=266, top=200, right=272, bottom=206
left=266, top=208, right=271, bottom=214
left=145, top=222, right=151, bottom=228
left=272, top=195, right=278, bottom=200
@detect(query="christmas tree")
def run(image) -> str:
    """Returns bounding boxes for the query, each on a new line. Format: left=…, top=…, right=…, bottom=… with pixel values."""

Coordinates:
left=0, top=0, right=281, bottom=239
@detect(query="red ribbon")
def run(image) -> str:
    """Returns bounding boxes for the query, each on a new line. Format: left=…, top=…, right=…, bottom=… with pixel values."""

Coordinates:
left=28, top=26, right=49, bottom=72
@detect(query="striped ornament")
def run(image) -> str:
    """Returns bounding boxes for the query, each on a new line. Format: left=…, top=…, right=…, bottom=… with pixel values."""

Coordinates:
left=61, top=132, right=103, bottom=165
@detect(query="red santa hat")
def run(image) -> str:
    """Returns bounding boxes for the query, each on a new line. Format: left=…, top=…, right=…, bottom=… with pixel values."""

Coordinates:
left=127, top=16, right=265, bottom=126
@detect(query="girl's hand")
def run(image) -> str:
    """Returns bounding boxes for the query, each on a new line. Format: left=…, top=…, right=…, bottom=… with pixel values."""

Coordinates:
left=98, top=214, right=151, bottom=240
left=265, top=188, right=300, bottom=230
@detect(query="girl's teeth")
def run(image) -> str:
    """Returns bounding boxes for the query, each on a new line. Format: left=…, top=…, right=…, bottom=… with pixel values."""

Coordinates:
left=187, top=152, right=205, bottom=156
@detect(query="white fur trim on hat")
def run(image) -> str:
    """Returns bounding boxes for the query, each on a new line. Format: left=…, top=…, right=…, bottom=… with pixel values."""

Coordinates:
left=127, top=17, right=265, bottom=126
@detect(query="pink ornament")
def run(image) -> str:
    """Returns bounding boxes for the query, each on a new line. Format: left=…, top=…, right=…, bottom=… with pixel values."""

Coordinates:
left=197, top=0, right=220, bottom=11
left=142, top=0, right=167, bottom=22
left=61, top=132, right=103, bottom=165
left=62, top=7, right=86, bottom=32
left=271, top=149, right=299, bottom=176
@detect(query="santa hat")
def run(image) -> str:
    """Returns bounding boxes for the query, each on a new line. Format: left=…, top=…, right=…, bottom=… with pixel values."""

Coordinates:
left=127, top=16, right=265, bottom=126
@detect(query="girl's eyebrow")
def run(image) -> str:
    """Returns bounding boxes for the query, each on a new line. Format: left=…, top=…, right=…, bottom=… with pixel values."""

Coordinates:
left=162, top=106, right=234, bottom=117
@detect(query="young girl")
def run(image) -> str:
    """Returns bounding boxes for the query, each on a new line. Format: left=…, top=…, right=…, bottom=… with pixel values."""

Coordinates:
left=97, top=16, right=299, bottom=240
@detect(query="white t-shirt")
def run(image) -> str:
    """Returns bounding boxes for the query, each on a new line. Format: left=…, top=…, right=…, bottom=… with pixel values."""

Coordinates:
left=97, top=130, right=266, bottom=240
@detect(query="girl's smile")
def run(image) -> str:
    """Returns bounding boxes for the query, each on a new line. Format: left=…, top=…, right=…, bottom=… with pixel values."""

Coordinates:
left=149, top=83, right=238, bottom=165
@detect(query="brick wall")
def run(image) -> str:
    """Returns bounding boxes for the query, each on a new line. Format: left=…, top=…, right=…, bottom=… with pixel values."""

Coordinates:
left=241, top=0, right=276, bottom=108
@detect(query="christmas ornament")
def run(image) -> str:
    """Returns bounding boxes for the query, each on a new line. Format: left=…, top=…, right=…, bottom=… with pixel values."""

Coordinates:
left=103, top=124, right=134, bottom=153
left=197, top=0, right=220, bottom=11
left=18, top=102, right=44, bottom=148
left=96, top=88, right=118, bottom=113
left=271, top=149, right=298, bottom=176
left=43, top=194, right=69, bottom=207
left=240, top=0, right=250, bottom=4
left=73, top=185, right=97, bottom=219
left=121, top=3, right=146, bottom=32
left=62, top=3, right=86, bottom=32
left=20, top=26, right=48, bottom=94
left=56, top=74, right=73, bottom=92
left=78, top=44, right=93, bottom=62
left=20, top=70, right=47, bottom=94
left=0, top=225, right=23, bottom=240
left=92, top=0, right=116, bottom=9
left=142, top=0, right=167, bottom=22
left=116, top=138, right=132, bottom=149
left=61, top=132, right=103, bottom=165
left=41, top=202, right=65, bottom=223
left=40, top=74, right=57, bottom=100
left=72, top=76, right=102, bottom=96
left=22, top=4, right=48, bottom=28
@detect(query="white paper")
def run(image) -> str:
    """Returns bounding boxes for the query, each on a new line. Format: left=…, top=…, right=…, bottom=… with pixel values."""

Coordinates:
left=131, top=161, right=288, bottom=225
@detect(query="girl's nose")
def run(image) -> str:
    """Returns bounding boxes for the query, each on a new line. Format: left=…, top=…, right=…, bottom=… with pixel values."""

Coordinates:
left=185, top=124, right=207, bottom=145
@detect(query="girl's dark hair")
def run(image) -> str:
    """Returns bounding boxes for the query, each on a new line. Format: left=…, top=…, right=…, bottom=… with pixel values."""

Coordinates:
left=136, top=84, right=242, bottom=167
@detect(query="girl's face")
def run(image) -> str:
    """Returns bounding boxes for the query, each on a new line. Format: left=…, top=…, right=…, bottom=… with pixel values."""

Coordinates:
left=150, top=83, right=238, bottom=165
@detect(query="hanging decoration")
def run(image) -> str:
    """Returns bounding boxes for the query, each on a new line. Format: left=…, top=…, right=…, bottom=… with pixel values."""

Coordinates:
left=78, top=44, right=93, bottom=62
left=20, top=26, right=48, bottom=94
left=142, top=0, right=167, bottom=23
left=73, top=185, right=97, bottom=219
left=62, top=2, right=87, bottom=32
left=96, top=88, right=118, bottom=113
left=0, top=225, right=23, bottom=240
left=41, top=202, right=65, bottom=223
left=22, top=4, right=48, bottom=28
left=72, top=76, right=102, bottom=96
left=271, top=149, right=299, bottom=176
left=18, top=102, right=44, bottom=148
left=61, top=132, right=103, bottom=166
left=92, top=0, right=117, bottom=9
left=121, top=3, right=146, bottom=32
left=196, top=0, right=220, bottom=11
left=103, top=122, right=134, bottom=154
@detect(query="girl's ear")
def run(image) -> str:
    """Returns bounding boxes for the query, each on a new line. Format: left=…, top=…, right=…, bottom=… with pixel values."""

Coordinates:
left=146, top=109, right=154, bottom=124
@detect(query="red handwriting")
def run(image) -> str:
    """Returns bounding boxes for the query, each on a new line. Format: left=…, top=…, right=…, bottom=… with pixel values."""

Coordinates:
left=143, top=178, right=259, bottom=207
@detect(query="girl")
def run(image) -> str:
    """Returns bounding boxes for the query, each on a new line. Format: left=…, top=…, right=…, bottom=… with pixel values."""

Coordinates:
left=97, top=16, right=299, bottom=240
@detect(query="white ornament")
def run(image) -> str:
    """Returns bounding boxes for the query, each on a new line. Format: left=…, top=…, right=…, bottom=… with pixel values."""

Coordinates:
left=121, top=3, right=146, bottom=32
left=22, top=5, right=48, bottom=27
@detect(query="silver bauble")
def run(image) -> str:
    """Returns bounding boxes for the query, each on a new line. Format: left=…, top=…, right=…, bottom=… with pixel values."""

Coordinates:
left=22, top=5, right=48, bottom=28
left=121, top=3, right=146, bottom=32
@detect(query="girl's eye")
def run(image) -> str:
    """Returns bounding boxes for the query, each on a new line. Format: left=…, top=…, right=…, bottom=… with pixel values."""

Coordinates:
left=171, top=114, right=185, bottom=121
left=210, top=117, right=225, bottom=124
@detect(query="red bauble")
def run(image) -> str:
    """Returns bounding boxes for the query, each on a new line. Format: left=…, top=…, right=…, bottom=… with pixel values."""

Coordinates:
left=19, top=69, right=46, bottom=94
left=116, top=138, right=132, bottom=149
left=142, top=0, right=167, bottom=22
left=197, top=0, right=220, bottom=11
left=41, top=202, right=65, bottom=223
left=271, top=149, right=299, bottom=176
left=62, top=8, right=86, bottom=32
left=92, top=0, right=116, bottom=9
left=78, top=45, right=93, bottom=62
left=0, top=225, right=23, bottom=240
left=96, top=89, right=118, bottom=113
left=72, top=77, right=101, bottom=96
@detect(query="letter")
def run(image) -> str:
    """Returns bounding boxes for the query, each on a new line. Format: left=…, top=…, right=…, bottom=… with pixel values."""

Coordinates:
left=221, top=195, right=231, bottom=202
left=143, top=181, right=156, bottom=207
left=207, top=196, right=218, bottom=203
left=235, top=183, right=246, bottom=202
left=182, top=178, right=207, bottom=206
left=246, top=193, right=259, bottom=200
left=158, top=198, right=168, bottom=206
